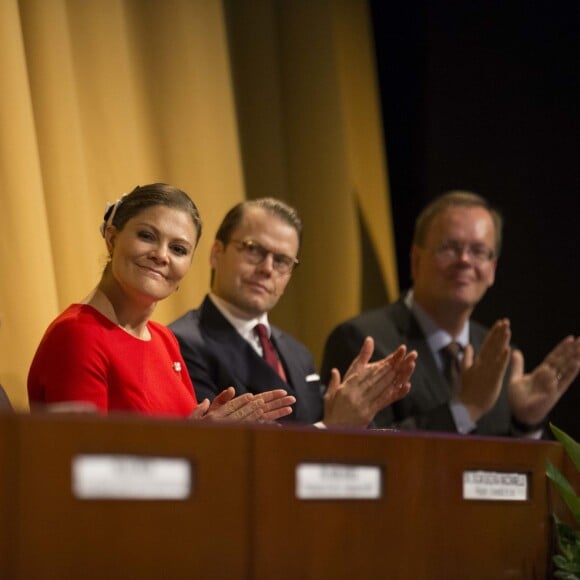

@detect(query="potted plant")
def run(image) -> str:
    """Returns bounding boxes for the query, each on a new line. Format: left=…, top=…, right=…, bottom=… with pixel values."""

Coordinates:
left=546, top=424, right=580, bottom=579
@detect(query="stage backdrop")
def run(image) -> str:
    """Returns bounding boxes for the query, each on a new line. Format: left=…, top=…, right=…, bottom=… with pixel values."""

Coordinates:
left=0, top=0, right=397, bottom=409
left=371, top=0, right=580, bottom=438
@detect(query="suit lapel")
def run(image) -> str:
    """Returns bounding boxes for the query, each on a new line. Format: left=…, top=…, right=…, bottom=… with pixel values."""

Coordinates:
left=390, top=301, right=450, bottom=405
left=270, top=327, right=304, bottom=395
left=200, top=299, right=291, bottom=394
left=271, top=326, right=323, bottom=422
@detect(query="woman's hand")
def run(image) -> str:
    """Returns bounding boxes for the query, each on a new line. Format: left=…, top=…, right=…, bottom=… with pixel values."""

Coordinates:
left=190, top=387, right=295, bottom=423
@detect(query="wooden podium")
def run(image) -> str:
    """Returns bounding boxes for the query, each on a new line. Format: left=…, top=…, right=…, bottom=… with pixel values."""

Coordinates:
left=0, top=413, right=569, bottom=579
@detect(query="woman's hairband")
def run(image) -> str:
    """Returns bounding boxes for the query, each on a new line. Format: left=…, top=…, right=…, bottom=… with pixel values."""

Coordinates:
left=99, top=193, right=129, bottom=238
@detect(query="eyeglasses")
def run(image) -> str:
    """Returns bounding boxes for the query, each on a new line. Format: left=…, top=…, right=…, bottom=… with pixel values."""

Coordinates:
left=432, top=241, right=496, bottom=264
left=229, top=239, right=299, bottom=274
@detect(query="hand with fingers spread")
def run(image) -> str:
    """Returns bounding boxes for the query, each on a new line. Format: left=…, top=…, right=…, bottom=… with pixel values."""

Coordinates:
left=190, top=386, right=295, bottom=423
left=323, top=337, right=417, bottom=427
left=508, top=335, right=580, bottom=426
left=459, top=319, right=512, bottom=423
left=190, top=387, right=264, bottom=422
left=254, top=389, right=296, bottom=422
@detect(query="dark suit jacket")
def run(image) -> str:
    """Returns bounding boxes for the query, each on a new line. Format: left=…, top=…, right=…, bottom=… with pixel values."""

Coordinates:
left=0, top=384, right=12, bottom=412
left=169, top=296, right=323, bottom=424
left=321, top=297, right=514, bottom=436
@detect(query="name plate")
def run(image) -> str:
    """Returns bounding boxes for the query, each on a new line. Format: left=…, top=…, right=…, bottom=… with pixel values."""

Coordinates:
left=463, top=470, right=528, bottom=501
left=72, top=454, right=192, bottom=500
left=296, top=463, right=382, bottom=500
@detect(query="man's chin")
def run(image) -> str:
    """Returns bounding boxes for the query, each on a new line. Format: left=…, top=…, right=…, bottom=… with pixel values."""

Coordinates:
left=238, top=296, right=274, bottom=318
left=447, top=290, right=484, bottom=310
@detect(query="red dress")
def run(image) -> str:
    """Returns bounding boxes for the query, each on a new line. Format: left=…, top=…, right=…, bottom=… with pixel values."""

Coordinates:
left=28, top=304, right=197, bottom=418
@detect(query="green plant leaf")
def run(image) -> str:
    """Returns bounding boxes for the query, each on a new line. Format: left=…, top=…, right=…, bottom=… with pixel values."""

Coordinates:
left=547, top=461, right=580, bottom=526
left=548, top=460, right=577, bottom=497
left=547, top=426, right=580, bottom=577
left=551, top=424, right=580, bottom=471
left=554, top=572, right=580, bottom=580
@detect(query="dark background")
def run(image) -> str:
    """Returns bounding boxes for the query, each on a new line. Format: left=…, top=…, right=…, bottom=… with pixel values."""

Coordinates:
left=370, top=0, right=579, bottom=438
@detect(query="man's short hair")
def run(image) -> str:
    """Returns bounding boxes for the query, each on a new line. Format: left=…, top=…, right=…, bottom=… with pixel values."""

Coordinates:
left=215, top=197, right=303, bottom=249
left=413, top=190, right=503, bottom=256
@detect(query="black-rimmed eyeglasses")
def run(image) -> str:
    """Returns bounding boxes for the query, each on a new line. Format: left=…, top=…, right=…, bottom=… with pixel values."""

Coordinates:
left=229, top=239, right=299, bottom=274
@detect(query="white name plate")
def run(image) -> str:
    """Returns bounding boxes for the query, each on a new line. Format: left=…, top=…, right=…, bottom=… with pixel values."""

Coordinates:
left=463, top=470, right=528, bottom=501
left=296, top=463, right=382, bottom=500
left=72, top=454, right=192, bottom=500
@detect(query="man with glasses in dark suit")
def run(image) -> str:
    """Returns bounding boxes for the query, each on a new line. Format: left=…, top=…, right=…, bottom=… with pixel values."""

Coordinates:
left=322, top=191, right=580, bottom=437
left=170, top=197, right=417, bottom=427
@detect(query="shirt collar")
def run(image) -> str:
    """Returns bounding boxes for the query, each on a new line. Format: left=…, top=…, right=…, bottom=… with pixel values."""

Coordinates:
left=405, top=289, right=469, bottom=354
left=208, top=292, right=270, bottom=344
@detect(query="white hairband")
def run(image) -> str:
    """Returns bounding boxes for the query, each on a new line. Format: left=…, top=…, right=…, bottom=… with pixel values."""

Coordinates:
left=99, top=194, right=128, bottom=238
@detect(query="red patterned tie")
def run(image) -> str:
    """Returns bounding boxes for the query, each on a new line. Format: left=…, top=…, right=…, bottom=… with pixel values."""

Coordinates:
left=254, top=323, right=287, bottom=381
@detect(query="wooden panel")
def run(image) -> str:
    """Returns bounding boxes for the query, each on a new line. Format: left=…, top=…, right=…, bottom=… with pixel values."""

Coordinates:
left=2, top=414, right=573, bottom=579
left=9, top=414, right=251, bottom=580
left=0, top=414, right=18, bottom=578
left=252, top=427, right=563, bottom=580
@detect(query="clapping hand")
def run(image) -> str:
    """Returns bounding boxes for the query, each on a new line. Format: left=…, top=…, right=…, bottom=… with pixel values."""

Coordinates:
left=323, top=337, right=417, bottom=427
left=191, top=387, right=295, bottom=423
left=508, top=335, right=580, bottom=426
left=459, top=319, right=512, bottom=423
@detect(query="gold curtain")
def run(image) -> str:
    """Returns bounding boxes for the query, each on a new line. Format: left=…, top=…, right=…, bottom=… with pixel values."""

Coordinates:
left=0, top=0, right=397, bottom=410
left=227, top=0, right=398, bottom=363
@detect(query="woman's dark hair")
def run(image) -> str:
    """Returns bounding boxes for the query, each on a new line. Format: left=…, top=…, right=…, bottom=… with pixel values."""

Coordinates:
left=101, top=183, right=202, bottom=243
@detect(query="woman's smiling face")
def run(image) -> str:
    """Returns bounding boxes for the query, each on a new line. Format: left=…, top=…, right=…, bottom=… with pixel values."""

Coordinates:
left=106, top=205, right=198, bottom=303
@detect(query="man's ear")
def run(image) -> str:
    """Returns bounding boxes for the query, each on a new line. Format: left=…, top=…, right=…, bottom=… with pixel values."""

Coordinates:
left=410, top=244, right=421, bottom=281
left=487, top=256, right=498, bottom=288
left=210, top=240, right=224, bottom=270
